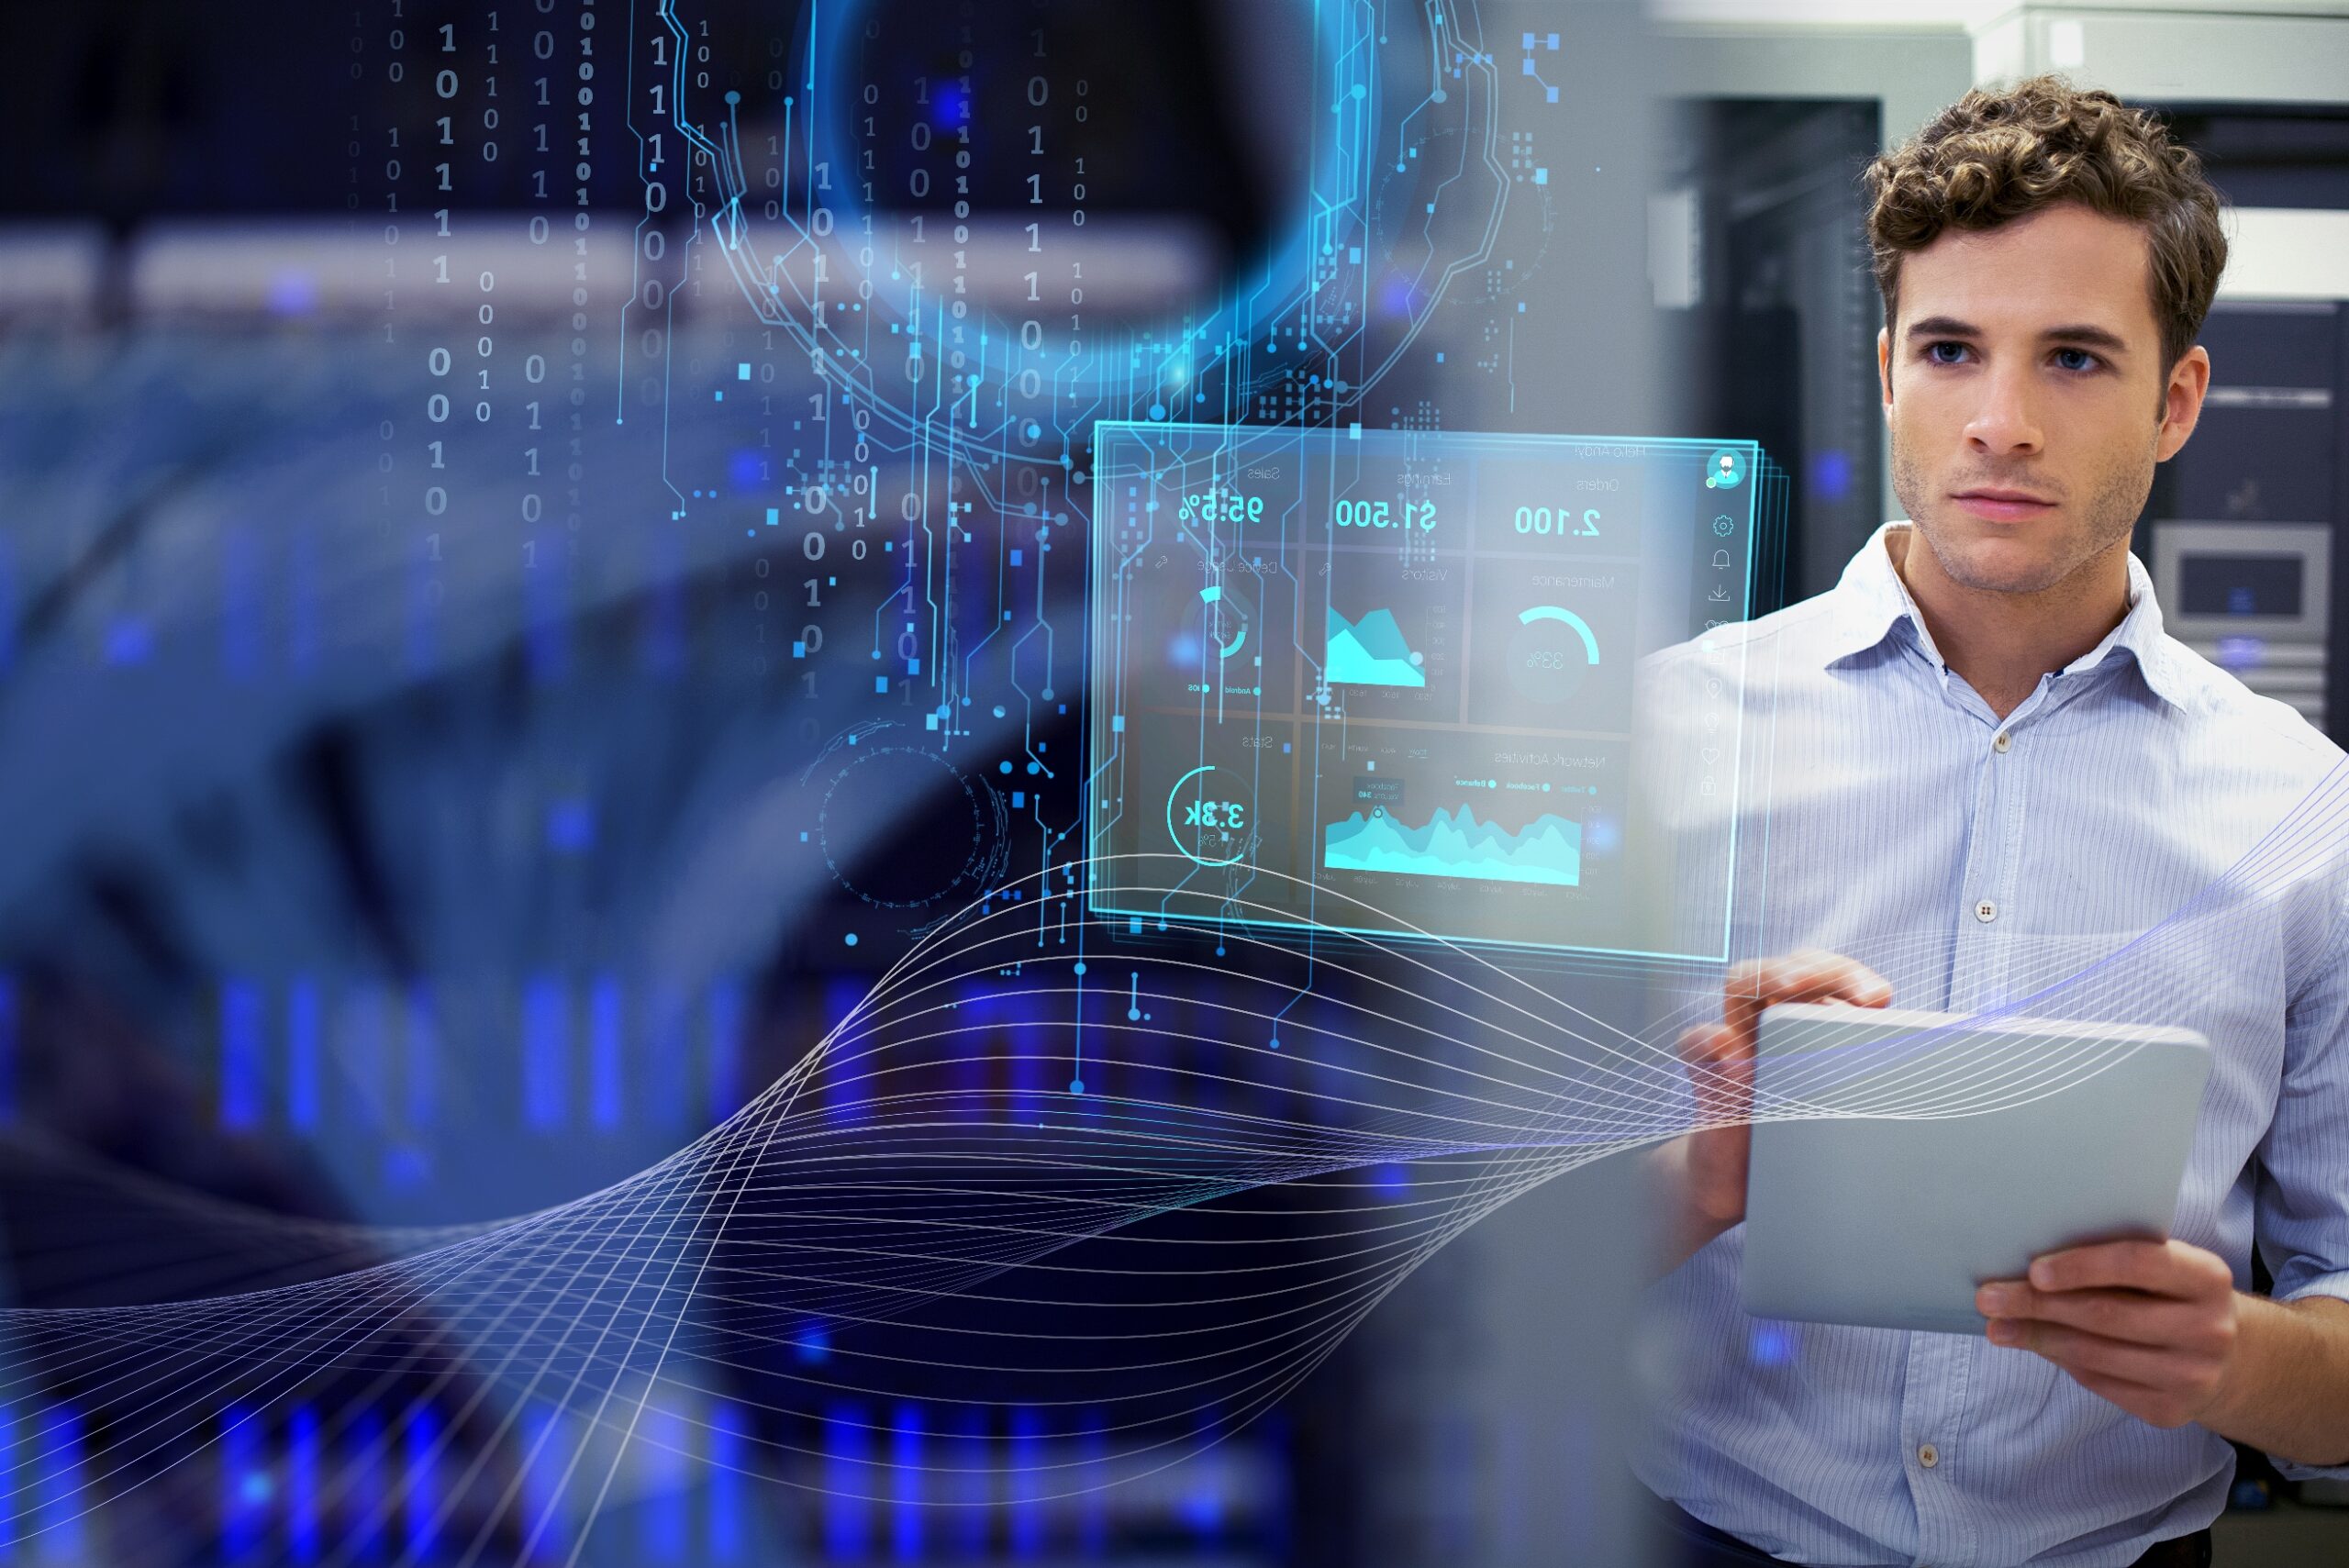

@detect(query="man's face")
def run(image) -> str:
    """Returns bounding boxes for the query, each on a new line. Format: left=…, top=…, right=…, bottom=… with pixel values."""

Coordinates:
left=1878, top=202, right=2209, bottom=596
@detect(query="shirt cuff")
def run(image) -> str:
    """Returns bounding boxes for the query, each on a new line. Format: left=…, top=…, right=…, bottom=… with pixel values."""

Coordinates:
left=2269, top=1273, right=2349, bottom=1482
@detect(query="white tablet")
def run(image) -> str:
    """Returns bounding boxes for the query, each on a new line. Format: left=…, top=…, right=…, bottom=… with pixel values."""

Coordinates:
left=1741, top=1003, right=2211, bottom=1335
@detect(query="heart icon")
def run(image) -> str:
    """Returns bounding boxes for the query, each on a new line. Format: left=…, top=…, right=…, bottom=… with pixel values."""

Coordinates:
left=1701, top=747, right=1720, bottom=765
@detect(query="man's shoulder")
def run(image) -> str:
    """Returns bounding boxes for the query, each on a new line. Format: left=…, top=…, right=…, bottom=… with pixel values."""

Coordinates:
left=2144, top=633, right=2346, bottom=784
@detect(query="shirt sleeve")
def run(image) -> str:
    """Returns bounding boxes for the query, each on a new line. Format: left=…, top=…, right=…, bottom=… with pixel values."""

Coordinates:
left=2255, top=873, right=2349, bottom=1481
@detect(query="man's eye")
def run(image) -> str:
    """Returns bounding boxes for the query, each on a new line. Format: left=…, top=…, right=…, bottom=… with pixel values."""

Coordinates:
left=1925, top=341, right=1968, bottom=365
left=2054, top=348, right=2100, bottom=373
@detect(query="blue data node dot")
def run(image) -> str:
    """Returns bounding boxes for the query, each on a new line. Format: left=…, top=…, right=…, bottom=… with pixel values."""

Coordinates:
left=998, top=761, right=1013, bottom=774
left=1073, top=962, right=1087, bottom=975
left=993, top=705, right=1007, bottom=717
left=843, top=932, right=859, bottom=947
left=1148, top=404, right=1166, bottom=420
left=1068, top=1079, right=1085, bottom=1095
left=724, top=90, right=740, bottom=104
left=1127, top=1008, right=1141, bottom=1021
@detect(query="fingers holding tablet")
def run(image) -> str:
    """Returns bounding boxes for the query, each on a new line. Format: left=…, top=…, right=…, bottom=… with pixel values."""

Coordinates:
left=1662, top=951, right=1893, bottom=1262
left=1978, top=1239, right=2241, bottom=1429
left=1722, top=949, right=1894, bottom=1041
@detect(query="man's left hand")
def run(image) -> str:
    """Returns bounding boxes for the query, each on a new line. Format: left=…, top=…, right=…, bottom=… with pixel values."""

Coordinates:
left=1976, top=1239, right=2240, bottom=1429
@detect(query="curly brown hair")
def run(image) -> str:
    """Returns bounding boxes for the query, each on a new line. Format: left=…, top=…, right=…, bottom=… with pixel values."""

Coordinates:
left=1863, top=74, right=2228, bottom=378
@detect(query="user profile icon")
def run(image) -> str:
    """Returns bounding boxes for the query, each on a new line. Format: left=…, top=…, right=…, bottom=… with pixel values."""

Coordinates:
left=1704, top=448, right=1745, bottom=490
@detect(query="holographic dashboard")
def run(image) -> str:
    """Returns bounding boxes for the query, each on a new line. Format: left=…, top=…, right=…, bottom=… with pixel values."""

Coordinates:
left=1088, top=424, right=1760, bottom=961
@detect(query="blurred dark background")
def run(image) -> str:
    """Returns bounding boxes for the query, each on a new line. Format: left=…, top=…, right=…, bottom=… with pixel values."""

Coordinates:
left=0, top=1, right=1660, bottom=1562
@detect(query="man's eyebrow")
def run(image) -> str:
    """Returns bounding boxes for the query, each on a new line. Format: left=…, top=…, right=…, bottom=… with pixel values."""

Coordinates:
left=2040, top=323, right=2132, bottom=355
left=1904, top=316, right=1979, bottom=341
left=1903, top=316, right=2132, bottom=355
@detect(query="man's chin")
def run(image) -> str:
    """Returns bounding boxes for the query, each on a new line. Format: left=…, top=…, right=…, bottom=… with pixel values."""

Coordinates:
left=1915, top=528, right=2073, bottom=596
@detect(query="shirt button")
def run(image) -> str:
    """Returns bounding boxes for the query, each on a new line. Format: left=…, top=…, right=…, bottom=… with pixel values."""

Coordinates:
left=1919, top=1442, right=1941, bottom=1469
left=1992, top=730, right=2012, bottom=753
left=1974, top=899, right=1998, bottom=923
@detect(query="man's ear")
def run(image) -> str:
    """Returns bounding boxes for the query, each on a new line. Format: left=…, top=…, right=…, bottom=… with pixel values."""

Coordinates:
left=1877, top=327, right=1894, bottom=424
left=2155, top=343, right=2211, bottom=462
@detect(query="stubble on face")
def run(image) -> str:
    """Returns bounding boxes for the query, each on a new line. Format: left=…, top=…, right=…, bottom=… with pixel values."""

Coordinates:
left=1889, top=414, right=2158, bottom=598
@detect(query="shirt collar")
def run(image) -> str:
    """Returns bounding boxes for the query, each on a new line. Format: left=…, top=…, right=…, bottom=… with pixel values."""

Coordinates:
left=1814, top=522, right=2189, bottom=710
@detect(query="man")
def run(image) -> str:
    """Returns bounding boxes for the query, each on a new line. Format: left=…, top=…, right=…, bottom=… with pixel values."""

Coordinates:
left=1636, top=76, right=2349, bottom=1566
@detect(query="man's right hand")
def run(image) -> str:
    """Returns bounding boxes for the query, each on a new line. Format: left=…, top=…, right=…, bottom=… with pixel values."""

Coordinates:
left=1659, top=949, right=1892, bottom=1273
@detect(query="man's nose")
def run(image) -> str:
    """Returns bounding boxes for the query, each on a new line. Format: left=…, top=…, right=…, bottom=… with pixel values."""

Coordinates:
left=1963, top=362, right=2045, bottom=456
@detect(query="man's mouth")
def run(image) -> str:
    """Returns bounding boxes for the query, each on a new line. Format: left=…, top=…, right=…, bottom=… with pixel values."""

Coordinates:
left=1951, top=487, right=2057, bottom=522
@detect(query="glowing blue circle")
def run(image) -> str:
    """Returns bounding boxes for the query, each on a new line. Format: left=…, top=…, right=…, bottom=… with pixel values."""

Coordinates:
left=765, top=0, right=1366, bottom=419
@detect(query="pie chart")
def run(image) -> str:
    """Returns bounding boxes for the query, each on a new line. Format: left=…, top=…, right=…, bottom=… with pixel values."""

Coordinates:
left=1506, top=604, right=1600, bottom=706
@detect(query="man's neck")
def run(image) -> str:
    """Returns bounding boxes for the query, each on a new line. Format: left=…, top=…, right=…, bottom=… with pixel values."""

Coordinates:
left=1887, top=527, right=2134, bottom=720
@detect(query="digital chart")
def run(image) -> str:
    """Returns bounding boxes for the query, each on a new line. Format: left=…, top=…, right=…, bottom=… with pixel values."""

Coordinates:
left=1324, top=805, right=1584, bottom=887
left=1327, top=606, right=1430, bottom=687
left=1088, top=423, right=1767, bottom=958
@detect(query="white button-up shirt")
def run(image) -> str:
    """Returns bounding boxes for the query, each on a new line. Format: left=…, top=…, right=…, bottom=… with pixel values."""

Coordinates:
left=1634, top=524, right=2349, bottom=1566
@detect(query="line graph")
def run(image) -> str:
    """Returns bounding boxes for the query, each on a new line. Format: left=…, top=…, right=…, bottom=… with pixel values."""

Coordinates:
left=1324, top=805, right=1583, bottom=886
